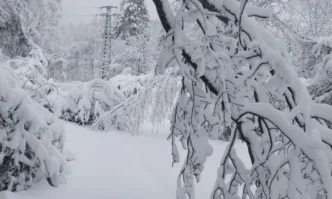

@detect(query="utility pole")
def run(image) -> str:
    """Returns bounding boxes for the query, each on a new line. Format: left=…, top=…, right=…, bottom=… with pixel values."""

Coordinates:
left=98, top=6, right=117, bottom=80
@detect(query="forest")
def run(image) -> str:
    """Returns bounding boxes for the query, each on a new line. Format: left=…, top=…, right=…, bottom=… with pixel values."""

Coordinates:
left=1, top=0, right=332, bottom=199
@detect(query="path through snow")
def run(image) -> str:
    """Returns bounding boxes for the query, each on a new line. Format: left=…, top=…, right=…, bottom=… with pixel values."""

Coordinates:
left=3, top=122, right=250, bottom=199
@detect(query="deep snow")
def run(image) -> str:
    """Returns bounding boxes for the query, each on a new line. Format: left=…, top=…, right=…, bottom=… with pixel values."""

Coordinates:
left=1, top=122, right=250, bottom=199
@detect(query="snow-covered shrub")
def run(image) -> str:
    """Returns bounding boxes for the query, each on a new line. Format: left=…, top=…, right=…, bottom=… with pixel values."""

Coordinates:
left=3, top=44, right=48, bottom=94
left=28, top=70, right=178, bottom=134
left=0, top=68, right=69, bottom=192
left=0, top=43, right=53, bottom=120
left=1, top=42, right=125, bottom=127
left=154, top=0, right=332, bottom=198
left=42, top=79, right=125, bottom=125
left=92, top=71, right=179, bottom=134
left=109, top=74, right=150, bottom=98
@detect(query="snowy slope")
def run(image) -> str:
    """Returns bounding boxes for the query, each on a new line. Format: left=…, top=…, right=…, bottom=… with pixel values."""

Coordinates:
left=2, top=122, right=251, bottom=199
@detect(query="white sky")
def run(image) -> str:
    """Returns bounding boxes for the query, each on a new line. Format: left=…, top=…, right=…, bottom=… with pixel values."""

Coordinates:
left=61, top=0, right=159, bottom=24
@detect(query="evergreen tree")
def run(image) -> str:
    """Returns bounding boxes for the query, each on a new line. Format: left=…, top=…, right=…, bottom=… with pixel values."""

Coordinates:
left=114, top=33, right=155, bottom=75
left=0, top=66, right=68, bottom=192
left=114, top=0, right=150, bottom=40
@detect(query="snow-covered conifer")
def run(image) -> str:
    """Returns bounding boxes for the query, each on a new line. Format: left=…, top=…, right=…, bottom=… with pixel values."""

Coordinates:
left=114, top=0, right=150, bottom=40
left=0, top=69, right=69, bottom=191
left=114, top=33, right=156, bottom=75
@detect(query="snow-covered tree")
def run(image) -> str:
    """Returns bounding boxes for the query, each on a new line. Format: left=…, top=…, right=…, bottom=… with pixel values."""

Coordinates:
left=114, top=0, right=150, bottom=40
left=262, top=0, right=332, bottom=105
left=112, top=33, right=157, bottom=76
left=0, top=2, right=70, bottom=191
left=111, top=0, right=154, bottom=76
left=0, top=0, right=64, bottom=81
left=4, top=44, right=49, bottom=95
left=265, top=0, right=332, bottom=78
left=308, top=37, right=332, bottom=104
left=37, top=78, right=125, bottom=125
left=22, top=0, right=63, bottom=59
left=153, top=0, right=332, bottom=198
left=0, top=68, right=69, bottom=191
left=60, top=19, right=104, bottom=81
left=48, top=58, right=67, bottom=82
left=92, top=70, right=178, bottom=134
left=0, top=1, right=31, bottom=58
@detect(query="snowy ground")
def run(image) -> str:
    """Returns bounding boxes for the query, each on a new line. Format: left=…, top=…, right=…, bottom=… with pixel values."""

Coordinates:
left=2, top=122, right=251, bottom=199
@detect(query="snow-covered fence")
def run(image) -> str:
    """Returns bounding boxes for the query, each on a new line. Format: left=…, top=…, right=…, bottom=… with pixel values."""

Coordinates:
left=0, top=69, right=69, bottom=192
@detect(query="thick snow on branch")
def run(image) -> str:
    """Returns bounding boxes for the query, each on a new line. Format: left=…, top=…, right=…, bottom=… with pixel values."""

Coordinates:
left=245, top=5, right=271, bottom=19
left=153, top=0, right=332, bottom=198
left=42, top=78, right=125, bottom=125
left=0, top=68, right=69, bottom=191
left=32, top=70, right=178, bottom=134
left=93, top=70, right=179, bottom=134
left=3, top=44, right=48, bottom=91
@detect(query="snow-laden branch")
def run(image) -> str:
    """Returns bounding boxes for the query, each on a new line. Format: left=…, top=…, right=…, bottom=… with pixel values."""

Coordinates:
left=0, top=69, right=69, bottom=191
left=153, top=0, right=332, bottom=199
left=92, top=72, right=178, bottom=133
left=235, top=102, right=332, bottom=194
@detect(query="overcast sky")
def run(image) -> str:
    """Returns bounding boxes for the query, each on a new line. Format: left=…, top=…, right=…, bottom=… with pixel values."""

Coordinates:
left=61, top=0, right=159, bottom=25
